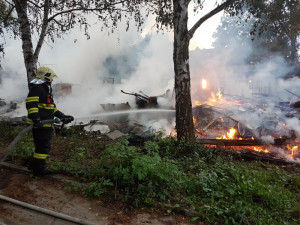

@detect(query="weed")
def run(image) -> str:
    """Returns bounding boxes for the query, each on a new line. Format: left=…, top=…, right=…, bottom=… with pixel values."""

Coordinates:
left=3, top=124, right=300, bottom=225
left=62, top=179, right=85, bottom=193
left=86, top=136, right=184, bottom=206
left=83, top=177, right=113, bottom=198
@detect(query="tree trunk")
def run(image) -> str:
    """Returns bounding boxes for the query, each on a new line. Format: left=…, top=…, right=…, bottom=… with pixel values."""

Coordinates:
left=172, top=0, right=195, bottom=142
left=289, top=35, right=298, bottom=65
left=13, top=0, right=37, bottom=86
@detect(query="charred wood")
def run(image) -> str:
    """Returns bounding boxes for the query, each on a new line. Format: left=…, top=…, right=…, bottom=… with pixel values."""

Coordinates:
left=196, top=138, right=287, bottom=146
left=236, top=151, right=300, bottom=167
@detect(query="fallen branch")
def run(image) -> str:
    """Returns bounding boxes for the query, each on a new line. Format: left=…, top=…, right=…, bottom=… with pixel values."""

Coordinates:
left=196, top=138, right=287, bottom=146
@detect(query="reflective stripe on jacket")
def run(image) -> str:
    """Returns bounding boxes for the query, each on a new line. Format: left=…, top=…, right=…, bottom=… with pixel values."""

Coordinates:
left=26, top=83, right=65, bottom=128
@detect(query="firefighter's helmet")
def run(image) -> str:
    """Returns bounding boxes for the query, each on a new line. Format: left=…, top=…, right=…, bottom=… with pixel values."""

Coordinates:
left=36, top=66, right=58, bottom=82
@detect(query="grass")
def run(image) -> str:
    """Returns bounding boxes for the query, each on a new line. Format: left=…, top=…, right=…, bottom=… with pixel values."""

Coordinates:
left=1, top=121, right=299, bottom=225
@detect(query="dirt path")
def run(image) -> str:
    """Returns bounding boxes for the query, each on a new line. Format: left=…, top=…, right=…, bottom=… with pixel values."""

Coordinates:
left=0, top=167, right=198, bottom=225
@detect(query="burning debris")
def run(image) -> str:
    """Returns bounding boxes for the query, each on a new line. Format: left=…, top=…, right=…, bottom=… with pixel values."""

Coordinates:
left=121, top=90, right=158, bottom=108
left=121, top=89, right=173, bottom=109
left=192, top=79, right=300, bottom=163
left=0, top=98, right=18, bottom=114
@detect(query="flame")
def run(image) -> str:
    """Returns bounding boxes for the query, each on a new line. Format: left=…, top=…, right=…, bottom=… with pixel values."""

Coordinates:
left=253, top=147, right=269, bottom=153
left=287, top=145, right=298, bottom=158
left=194, top=100, right=201, bottom=106
left=207, top=89, right=223, bottom=105
left=217, top=128, right=237, bottom=139
left=202, top=79, right=207, bottom=89
left=192, top=82, right=300, bottom=160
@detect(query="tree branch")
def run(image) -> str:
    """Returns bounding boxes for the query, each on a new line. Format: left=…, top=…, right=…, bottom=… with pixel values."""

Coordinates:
left=33, top=0, right=49, bottom=59
left=1, top=5, right=15, bottom=25
left=3, top=0, right=14, bottom=7
left=47, top=0, right=127, bottom=23
left=27, top=0, right=43, bottom=9
left=188, top=0, right=238, bottom=40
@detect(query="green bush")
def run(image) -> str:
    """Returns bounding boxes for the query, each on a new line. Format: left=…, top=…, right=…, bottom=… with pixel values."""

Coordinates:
left=0, top=122, right=25, bottom=140
left=88, top=137, right=184, bottom=206
left=83, top=177, right=113, bottom=198
left=7, top=134, right=34, bottom=164
left=181, top=158, right=300, bottom=224
left=4, top=124, right=299, bottom=224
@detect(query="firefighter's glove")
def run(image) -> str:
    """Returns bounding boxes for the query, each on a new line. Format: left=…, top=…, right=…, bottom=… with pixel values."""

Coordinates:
left=62, top=115, right=74, bottom=124
left=33, top=119, right=42, bottom=128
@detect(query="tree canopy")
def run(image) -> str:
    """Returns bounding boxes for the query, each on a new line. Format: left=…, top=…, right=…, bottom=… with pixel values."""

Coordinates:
left=1, top=0, right=168, bottom=83
left=4, top=0, right=295, bottom=143
left=0, top=0, right=17, bottom=64
left=247, top=0, right=300, bottom=65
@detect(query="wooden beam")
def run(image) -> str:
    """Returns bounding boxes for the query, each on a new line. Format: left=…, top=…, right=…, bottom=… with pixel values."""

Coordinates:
left=196, top=138, right=287, bottom=146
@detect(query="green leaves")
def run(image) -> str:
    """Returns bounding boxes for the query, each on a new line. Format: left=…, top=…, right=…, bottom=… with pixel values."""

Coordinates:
left=2, top=123, right=299, bottom=224
left=95, top=137, right=183, bottom=205
left=84, top=177, right=113, bottom=198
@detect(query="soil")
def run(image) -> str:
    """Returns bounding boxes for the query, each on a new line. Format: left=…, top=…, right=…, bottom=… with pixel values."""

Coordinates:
left=0, top=167, right=199, bottom=225
left=0, top=124, right=201, bottom=225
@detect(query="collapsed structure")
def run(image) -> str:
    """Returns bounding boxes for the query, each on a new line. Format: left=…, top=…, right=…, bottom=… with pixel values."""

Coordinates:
left=192, top=84, right=300, bottom=164
left=1, top=80, right=299, bottom=164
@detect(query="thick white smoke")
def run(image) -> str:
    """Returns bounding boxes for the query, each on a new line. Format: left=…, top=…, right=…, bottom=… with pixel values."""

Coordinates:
left=0, top=3, right=299, bottom=144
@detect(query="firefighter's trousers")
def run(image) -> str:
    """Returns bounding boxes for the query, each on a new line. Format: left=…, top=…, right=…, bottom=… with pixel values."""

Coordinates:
left=32, top=128, right=53, bottom=175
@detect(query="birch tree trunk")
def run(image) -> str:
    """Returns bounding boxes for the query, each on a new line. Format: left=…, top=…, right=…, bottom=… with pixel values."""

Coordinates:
left=172, top=0, right=237, bottom=142
left=13, top=0, right=37, bottom=85
left=172, top=0, right=195, bottom=142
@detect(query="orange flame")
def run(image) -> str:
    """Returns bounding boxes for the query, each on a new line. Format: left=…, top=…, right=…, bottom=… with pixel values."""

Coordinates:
left=217, top=128, right=237, bottom=139
left=253, top=147, right=269, bottom=153
left=287, top=145, right=298, bottom=158
left=207, top=89, right=223, bottom=105
left=194, top=100, right=201, bottom=106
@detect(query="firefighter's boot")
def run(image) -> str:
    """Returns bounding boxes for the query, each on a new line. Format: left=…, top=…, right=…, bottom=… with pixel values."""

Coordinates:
left=32, top=158, right=51, bottom=176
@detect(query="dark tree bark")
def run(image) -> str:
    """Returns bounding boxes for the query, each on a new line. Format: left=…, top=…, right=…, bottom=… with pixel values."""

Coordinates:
left=172, top=0, right=238, bottom=142
left=172, top=0, right=194, bottom=142
left=290, top=35, right=298, bottom=64
left=13, top=0, right=36, bottom=85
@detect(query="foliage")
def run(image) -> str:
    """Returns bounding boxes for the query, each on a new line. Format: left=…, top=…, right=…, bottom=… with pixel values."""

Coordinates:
left=1, top=123, right=300, bottom=224
left=246, top=0, right=300, bottom=64
left=0, top=122, right=25, bottom=139
left=181, top=156, right=300, bottom=224
left=87, top=136, right=184, bottom=206
left=0, top=0, right=18, bottom=63
left=83, top=177, right=114, bottom=198
left=0, top=122, right=34, bottom=164
left=8, top=135, right=35, bottom=164
left=0, top=0, right=174, bottom=83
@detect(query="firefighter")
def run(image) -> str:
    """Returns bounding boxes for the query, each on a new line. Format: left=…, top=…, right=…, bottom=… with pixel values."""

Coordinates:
left=26, top=66, right=74, bottom=176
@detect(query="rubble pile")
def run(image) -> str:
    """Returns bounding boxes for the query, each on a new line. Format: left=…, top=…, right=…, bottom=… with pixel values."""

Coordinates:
left=192, top=90, right=300, bottom=164
left=0, top=98, right=18, bottom=114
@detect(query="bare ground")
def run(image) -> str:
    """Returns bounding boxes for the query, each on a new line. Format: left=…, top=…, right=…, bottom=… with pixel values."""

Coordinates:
left=0, top=167, right=199, bottom=225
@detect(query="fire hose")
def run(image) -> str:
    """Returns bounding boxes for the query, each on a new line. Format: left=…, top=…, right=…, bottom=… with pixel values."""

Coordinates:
left=0, top=109, right=176, bottom=163
left=0, top=194, right=99, bottom=225
left=0, top=118, right=61, bottom=163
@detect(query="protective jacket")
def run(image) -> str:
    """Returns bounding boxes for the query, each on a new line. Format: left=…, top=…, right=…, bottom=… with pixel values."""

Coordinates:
left=26, top=82, right=66, bottom=176
left=26, top=83, right=65, bottom=128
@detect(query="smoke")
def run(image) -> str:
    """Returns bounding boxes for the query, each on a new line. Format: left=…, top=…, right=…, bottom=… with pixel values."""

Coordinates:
left=188, top=13, right=299, bottom=162
left=285, top=117, right=300, bottom=136
left=190, top=13, right=298, bottom=125
left=0, top=15, right=176, bottom=133
left=50, top=27, right=174, bottom=120
left=0, top=4, right=299, bottom=145
left=272, top=147, right=300, bottom=163
left=260, top=135, right=275, bottom=145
